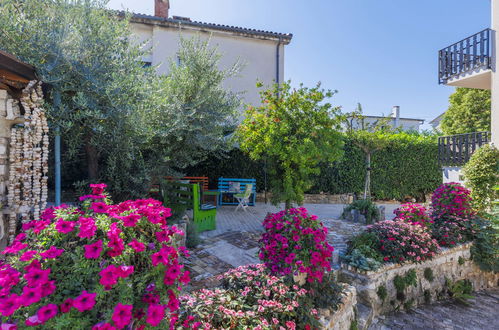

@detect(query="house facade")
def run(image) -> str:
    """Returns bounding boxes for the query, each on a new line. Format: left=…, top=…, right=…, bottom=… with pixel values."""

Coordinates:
left=128, top=0, right=292, bottom=109
left=437, top=0, right=498, bottom=183
left=346, top=106, right=424, bottom=132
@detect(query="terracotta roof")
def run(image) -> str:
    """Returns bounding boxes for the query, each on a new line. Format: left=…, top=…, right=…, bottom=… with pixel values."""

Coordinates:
left=128, top=12, right=293, bottom=43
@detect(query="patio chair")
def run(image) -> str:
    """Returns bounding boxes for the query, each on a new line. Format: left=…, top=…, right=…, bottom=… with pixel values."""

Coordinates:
left=234, top=184, right=253, bottom=212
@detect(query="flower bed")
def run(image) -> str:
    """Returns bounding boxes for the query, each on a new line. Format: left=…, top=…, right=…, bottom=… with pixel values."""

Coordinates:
left=0, top=184, right=190, bottom=329
left=339, top=243, right=499, bottom=329
left=178, top=264, right=354, bottom=330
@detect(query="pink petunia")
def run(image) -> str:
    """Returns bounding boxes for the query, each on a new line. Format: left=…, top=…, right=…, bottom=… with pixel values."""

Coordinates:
left=78, top=217, right=97, bottom=239
left=146, top=304, right=165, bottom=327
left=60, top=298, right=73, bottom=313
left=40, top=246, right=64, bottom=259
left=73, top=291, right=97, bottom=312
left=37, top=304, right=58, bottom=323
left=90, top=183, right=107, bottom=195
left=90, top=202, right=109, bottom=214
left=84, top=240, right=103, bottom=259
left=24, top=268, right=50, bottom=287
left=19, top=250, right=38, bottom=262
left=20, top=286, right=42, bottom=306
left=128, top=239, right=145, bottom=252
left=55, top=219, right=76, bottom=234
left=0, top=294, right=20, bottom=317
left=112, top=303, right=133, bottom=329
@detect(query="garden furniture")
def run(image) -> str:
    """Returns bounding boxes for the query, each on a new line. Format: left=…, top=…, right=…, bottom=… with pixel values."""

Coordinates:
left=217, top=177, right=256, bottom=206
left=160, top=180, right=216, bottom=232
left=234, top=184, right=253, bottom=212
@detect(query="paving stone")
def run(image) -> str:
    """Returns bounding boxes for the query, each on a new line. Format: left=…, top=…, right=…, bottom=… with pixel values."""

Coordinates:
left=369, top=289, right=499, bottom=330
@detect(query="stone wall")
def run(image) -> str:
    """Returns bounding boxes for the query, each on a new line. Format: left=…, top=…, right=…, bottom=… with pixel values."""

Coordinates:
left=339, top=243, right=499, bottom=329
left=0, top=90, right=23, bottom=250
left=320, top=284, right=357, bottom=330
left=256, top=193, right=355, bottom=204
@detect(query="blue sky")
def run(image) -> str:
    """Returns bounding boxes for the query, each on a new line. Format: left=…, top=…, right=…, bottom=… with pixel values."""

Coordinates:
left=108, top=0, right=491, bottom=126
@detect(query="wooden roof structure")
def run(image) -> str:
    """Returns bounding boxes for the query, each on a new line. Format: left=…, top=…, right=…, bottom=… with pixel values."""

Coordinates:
left=0, top=50, right=37, bottom=95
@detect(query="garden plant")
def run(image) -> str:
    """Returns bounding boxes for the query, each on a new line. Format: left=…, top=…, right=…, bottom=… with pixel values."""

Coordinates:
left=0, top=184, right=191, bottom=329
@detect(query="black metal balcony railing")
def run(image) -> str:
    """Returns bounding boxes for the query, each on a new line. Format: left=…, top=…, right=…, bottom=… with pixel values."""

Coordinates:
left=438, top=29, right=492, bottom=84
left=438, top=131, right=490, bottom=166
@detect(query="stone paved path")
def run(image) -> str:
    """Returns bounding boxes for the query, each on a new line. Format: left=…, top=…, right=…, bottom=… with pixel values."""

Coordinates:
left=369, top=289, right=499, bottom=330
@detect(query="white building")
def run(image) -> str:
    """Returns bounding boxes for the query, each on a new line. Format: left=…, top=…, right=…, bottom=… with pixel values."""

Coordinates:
left=437, top=2, right=498, bottom=183
left=346, top=106, right=424, bottom=132
left=438, top=1, right=498, bottom=146
left=128, top=0, right=292, bottom=109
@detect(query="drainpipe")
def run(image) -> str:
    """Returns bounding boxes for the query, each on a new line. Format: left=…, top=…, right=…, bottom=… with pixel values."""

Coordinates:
left=276, top=37, right=282, bottom=86
left=53, top=91, right=62, bottom=206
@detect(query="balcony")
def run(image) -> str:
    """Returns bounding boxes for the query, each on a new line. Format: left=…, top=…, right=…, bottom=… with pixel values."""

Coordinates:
left=438, top=131, right=490, bottom=166
left=438, top=29, right=492, bottom=89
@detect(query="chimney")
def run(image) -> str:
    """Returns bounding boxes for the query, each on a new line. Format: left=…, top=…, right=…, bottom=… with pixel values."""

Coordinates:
left=155, top=0, right=170, bottom=18
left=392, top=106, right=400, bottom=128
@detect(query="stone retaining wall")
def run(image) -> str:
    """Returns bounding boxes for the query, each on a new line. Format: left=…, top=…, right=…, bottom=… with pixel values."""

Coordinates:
left=339, top=243, right=499, bottom=329
left=320, top=284, right=357, bottom=330
left=256, top=193, right=354, bottom=204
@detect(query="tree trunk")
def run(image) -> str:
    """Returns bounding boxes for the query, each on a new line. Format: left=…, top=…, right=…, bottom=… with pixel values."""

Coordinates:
left=285, top=200, right=292, bottom=210
left=363, top=152, right=371, bottom=200
left=85, top=135, right=99, bottom=181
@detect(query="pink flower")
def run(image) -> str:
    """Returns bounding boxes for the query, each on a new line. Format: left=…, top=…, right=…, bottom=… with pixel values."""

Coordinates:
left=117, top=265, right=134, bottom=278
left=90, top=202, right=109, bottom=214
left=78, top=217, right=97, bottom=239
left=40, top=281, right=56, bottom=297
left=19, top=250, right=37, bottom=262
left=90, top=183, right=107, bottom=195
left=25, top=315, right=42, bottom=327
left=73, top=291, right=97, bottom=312
left=55, top=219, right=76, bottom=234
left=40, top=246, right=64, bottom=259
left=37, top=304, right=58, bottom=323
left=112, top=303, right=133, bottom=329
left=146, top=304, right=165, bottom=326
left=60, top=298, right=73, bottom=313
left=0, top=294, right=20, bottom=316
left=24, top=268, right=50, bottom=287
left=155, top=230, right=170, bottom=243
left=121, top=214, right=140, bottom=227
left=128, top=239, right=145, bottom=252
left=20, top=286, right=42, bottom=306
left=99, top=265, right=119, bottom=288
left=84, top=240, right=103, bottom=259
left=92, top=323, right=116, bottom=330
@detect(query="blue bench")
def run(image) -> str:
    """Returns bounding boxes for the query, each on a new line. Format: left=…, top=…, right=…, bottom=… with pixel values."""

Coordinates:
left=217, top=178, right=256, bottom=206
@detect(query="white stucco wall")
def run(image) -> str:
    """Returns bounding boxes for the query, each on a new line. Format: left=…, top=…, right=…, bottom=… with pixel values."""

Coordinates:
left=130, top=22, right=285, bottom=111
left=348, top=117, right=422, bottom=132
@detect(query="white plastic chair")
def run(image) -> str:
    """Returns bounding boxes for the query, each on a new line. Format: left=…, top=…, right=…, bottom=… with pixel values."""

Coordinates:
left=234, top=184, right=253, bottom=212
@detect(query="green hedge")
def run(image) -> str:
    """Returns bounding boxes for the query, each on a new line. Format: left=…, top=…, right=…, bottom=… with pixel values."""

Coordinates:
left=185, top=132, right=441, bottom=201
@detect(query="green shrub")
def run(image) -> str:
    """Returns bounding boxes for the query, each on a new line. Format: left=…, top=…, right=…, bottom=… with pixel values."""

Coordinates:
left=342, top=232, right=383, bottom=271
left=342, top=199, right=380, bottom=224
left=469, top=216, right=499, bottom=272
left=424, top=268, right=434, bottom=282
left=186, top=132, right=441, bottom=201
left=377, top=285, right=388, bottom=301
left=463, top=144, right=499, bottom=212
left=446, top=278, right=474, bottom=304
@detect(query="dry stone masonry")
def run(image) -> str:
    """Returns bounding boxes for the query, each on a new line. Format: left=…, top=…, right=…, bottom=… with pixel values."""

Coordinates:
left=339, top=243, right=499, bottom=329
left=0, top=81, right=48, bottom=249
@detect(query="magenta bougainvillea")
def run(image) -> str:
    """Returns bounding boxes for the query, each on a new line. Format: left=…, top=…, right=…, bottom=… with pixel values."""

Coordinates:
left=259, top=208, right=333, bottom=282
left=393, top=203, right=433, bottom=227
left=431, top=182, right=474, bottom=219
left=0, top=184, right=192, bottom=329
